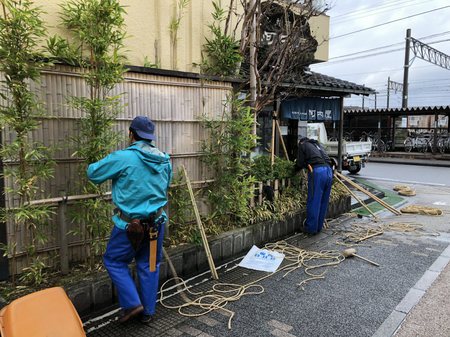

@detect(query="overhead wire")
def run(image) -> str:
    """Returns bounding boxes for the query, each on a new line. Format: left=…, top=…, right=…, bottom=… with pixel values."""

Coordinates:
left=332, top=0, right=441, bottom=24
left=330, top=5, right=450, bottom=40
left=331, top=0, right=430, bottom=21
left=314, top=38, right=450, bottom=66
left=329, top=32, right=450, bottom=60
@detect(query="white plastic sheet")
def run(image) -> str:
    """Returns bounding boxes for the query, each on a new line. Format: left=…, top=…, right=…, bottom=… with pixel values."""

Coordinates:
left=238, top=245, right=285, bottom=273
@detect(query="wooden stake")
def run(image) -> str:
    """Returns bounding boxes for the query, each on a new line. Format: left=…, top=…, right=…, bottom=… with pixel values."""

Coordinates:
left=181, top=165, right=219, bottom=280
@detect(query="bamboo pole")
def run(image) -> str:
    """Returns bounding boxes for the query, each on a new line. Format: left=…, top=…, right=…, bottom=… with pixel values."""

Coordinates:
left=334, top=175, right=379, bottom=219
left=181, top=165, right=219, bottom=280
left=337, top=172, right=396, bottom=214
left=274, top=179, right=279, bottom=200
left=275, top=120, right=289, bottom=160
left=337, top=172, right=400, bottom=215
left=356, top=231, right=383, bottom=243
left=271, top=116, right=276, bottom=165
left=258, top=182, right=263, bottom=205
left=335, top=172, right=401, bottom=215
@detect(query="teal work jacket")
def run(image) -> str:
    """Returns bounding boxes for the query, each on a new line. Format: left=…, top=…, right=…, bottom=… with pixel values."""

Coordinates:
left=87, top=141, right=172, bottom=229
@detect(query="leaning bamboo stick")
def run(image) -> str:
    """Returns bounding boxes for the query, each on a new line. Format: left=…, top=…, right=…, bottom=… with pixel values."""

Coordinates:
left=181, top=165, right=219, bottom=280
left=336, top=172, right=397, bottom=212
left=334, top=175, right=379, bottom=219
left=275, top=119, right=289, bottom=160
left=339, top=173, right=400, bottom=215
left=271, top=116, right=276, bottom=165
left=336, top=172, right=399, bottom=214
left=336, top=172, right=401, bottom=215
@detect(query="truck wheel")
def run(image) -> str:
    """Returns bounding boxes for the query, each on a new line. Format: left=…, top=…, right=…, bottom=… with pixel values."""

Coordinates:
left=348, top=166, right=361, bottom=174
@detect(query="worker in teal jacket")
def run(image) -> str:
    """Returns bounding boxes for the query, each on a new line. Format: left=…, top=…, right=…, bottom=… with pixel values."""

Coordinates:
left=87, top=116, right=172, bottom=325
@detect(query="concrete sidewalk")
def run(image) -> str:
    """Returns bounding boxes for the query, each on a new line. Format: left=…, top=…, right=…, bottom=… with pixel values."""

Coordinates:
left=84, top=179, right=450, bottom=337
left=394, top=253, right=450, bottom=337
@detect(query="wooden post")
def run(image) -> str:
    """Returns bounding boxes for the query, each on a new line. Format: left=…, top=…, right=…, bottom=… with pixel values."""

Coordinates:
left=181, top=165, right=219, bottom=280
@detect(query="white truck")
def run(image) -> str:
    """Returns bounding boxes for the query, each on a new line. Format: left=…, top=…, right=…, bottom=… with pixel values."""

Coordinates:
left=307, top=123, right=372, bottom=174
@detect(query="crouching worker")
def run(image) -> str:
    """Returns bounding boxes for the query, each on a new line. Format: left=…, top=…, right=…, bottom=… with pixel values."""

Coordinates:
left=296, top=137, right=334, bottom=235
left=87, top=116, right=172, bottom=325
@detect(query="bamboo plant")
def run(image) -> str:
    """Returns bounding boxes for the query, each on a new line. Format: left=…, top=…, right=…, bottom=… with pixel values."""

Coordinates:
left=0, top=0, right=54, bottom=285
left=48, top=0, right=127, bottom=268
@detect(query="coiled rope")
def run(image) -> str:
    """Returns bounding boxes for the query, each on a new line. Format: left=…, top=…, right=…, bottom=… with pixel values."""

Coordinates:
left=160, top=241, right=344, bottom=329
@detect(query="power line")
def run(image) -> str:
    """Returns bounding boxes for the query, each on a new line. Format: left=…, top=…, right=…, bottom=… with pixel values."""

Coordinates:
left=333, top=0, right=435, bottom=24
left=330, top=6, right=450, bottom=40
left=313, top=39, right=450, bottom=66
left=332, top=0, right=421, bottom=20
left=329, top=32, right=450, bottom=60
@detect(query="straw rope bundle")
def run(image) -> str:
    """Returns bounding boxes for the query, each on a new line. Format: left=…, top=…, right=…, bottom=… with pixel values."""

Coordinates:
left=393, top=184, right=416, bottom=196
left=400, top=205, right=443, bottom=215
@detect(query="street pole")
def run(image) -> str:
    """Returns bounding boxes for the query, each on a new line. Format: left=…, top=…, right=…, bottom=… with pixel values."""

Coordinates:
left=402, top=29, right=411, bottom=108
left=338, top=97, right=344, bottom=172
left=386, top=76, right=390, bottom=109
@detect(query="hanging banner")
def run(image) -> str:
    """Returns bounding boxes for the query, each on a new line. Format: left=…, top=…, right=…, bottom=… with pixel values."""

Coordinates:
left=281, top=98, right=340, bottom=121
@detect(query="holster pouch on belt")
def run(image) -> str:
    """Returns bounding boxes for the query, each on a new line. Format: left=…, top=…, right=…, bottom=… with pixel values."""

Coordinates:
left=126, top=219, right=145, bottom=251
left=149, top=227, right=158, bottom=272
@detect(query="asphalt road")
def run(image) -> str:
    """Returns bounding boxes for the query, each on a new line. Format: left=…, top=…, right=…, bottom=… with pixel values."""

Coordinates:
left=86, top=163, right=450, bottom=337
left=355, top=162, right=450, bottom=187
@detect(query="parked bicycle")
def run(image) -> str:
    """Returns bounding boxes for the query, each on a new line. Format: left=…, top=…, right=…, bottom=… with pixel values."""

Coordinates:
left=403, top=131, right=429, bottom=153
left=437, top=132, right=450, bottom=154
left=360, top=131, right=386, bottom=153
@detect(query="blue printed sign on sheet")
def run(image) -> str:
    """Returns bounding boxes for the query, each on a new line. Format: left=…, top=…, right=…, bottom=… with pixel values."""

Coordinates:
left=238, top=245, right=285, bottom=273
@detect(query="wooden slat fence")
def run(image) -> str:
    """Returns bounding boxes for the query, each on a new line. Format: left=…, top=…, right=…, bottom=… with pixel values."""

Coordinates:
left=0, top=64, right=233, bottom=274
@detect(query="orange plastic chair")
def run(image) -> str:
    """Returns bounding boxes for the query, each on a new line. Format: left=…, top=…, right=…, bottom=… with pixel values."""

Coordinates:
left=0, top=287, right=86, bottom=337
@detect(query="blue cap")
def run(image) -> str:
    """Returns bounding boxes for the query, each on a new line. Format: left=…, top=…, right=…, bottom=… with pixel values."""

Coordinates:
left=130, top=116, right=156, bottom=141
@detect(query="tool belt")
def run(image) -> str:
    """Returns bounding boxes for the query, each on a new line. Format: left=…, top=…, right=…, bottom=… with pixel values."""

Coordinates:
left=119, top=208, right=163, bottom=272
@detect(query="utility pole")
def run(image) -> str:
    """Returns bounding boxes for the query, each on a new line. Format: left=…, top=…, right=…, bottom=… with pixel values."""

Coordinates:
left=402, top=29, right=411, bottom=108
left=387, top=78, right=403, bottom=108
left=386, top=76, right=390, bottom=109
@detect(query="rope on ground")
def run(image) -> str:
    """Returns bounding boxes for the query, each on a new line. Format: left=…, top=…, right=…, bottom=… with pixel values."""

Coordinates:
left=400, top=205, right=443, bottom=215
left=335, top=219, right=441, bottom=246
left=159, top=241, right=345, bottom=329
left=393, top=184, right=416, bottom=196
left=335, top=223, right=384, bottom=246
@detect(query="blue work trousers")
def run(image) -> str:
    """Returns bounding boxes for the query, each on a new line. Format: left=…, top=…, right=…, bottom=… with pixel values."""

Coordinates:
left=305, top=165, right=333, bottom=234
left=103, top=221, right=165, bottom=315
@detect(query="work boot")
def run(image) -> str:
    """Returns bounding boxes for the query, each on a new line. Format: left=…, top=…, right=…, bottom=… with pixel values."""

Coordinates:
left=140, top=314, right=154, bottom=326
left=118, top=305, right=144, bottom=323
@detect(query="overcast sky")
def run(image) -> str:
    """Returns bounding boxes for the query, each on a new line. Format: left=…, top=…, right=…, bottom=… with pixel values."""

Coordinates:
left=310, top=0, right=450, bottom=109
